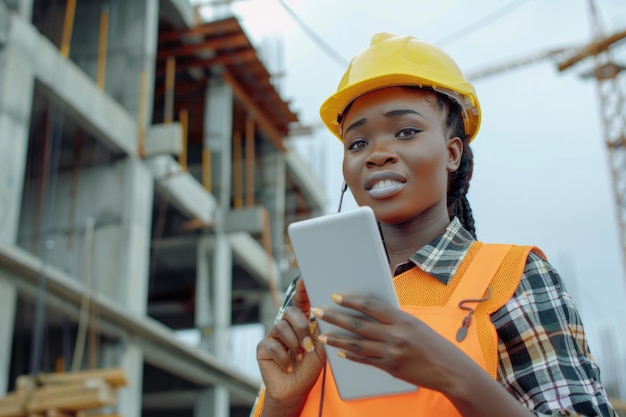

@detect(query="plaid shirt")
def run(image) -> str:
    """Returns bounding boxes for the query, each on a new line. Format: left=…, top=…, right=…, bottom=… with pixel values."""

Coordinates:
left=261, top=218, right=616, bottom=416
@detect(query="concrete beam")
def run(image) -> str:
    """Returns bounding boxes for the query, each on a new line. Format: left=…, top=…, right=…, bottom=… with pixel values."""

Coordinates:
left=224, top=207, right=265, bottom=235
left=6, top=14, right=137, bottom=155
left=143, top=387, right=256, bottom=409
left=151, top=233, right=279, bottom=288
left=229, top=232, right=279, bottom=289
left=0, top=242, right=260, bottom=403
left=143, top=390, right=198, bottom=410
left=285, top=148, right=327, bottom=213
left=145, top=123, right=183, bottom=157
left=145, top=155, right=218, bottom=225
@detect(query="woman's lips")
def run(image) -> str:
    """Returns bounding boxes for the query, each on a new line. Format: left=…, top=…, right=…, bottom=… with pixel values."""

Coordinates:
left=365, top=171, right=406, bottom=199
left=368, top=180, right=406, bottom=198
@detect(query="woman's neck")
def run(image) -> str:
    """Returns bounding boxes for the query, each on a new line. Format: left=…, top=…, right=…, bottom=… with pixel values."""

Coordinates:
left=380, top=211, right=451, bottom=271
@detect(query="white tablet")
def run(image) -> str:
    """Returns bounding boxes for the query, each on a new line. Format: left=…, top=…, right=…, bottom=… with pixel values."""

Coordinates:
left=287, top=206, right=417, bottom=400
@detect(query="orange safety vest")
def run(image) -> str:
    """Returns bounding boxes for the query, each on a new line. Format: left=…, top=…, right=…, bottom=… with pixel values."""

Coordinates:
left=253, top=242, right=540, bottom=417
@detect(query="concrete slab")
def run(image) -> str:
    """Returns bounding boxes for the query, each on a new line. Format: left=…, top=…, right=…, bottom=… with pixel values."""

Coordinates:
left=6, top=14, right=137, bottom=155
left=145, top=155, right=218, bottom=225
left=229, top=232, right=279, bottom=288
left=145, top=123, right=183, bottom=156
left=0, top=243, right=259, bottom=403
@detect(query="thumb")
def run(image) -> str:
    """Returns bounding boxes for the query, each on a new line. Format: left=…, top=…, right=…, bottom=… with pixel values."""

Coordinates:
left=292, top=278, right=311, bottom=317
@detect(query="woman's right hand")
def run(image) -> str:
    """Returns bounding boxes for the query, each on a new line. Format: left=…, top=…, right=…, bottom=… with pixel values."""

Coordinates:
left=256, top=279, right=326, bottom=410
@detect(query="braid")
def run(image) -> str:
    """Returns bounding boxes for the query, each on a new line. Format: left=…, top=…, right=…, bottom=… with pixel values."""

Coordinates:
left=447, top=142, right=476, bottom=238
left=436, top=93, right=477, bottom=239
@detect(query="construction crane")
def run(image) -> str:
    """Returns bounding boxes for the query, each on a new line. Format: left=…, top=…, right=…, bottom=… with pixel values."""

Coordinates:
left=467, top=0, right=626, bottom=283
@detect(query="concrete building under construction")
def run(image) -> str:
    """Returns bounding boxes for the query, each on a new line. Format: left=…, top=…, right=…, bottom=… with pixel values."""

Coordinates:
left=0, top=1, right=326, bottom=416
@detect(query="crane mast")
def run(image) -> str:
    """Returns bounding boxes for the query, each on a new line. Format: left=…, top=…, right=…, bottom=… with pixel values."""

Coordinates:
left=575, top=0, right=626, bottom=283
left=467, top=0, right=626, bottom=283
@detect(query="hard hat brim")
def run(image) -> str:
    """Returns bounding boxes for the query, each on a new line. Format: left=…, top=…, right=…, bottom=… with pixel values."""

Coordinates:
left=320, top=74, right=481, bottom=142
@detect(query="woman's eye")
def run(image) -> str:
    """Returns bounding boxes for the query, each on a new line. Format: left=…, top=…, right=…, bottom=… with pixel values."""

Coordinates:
left=348, top=138, right=368, bottom=150
left=397, top=127, right=420, bottom=138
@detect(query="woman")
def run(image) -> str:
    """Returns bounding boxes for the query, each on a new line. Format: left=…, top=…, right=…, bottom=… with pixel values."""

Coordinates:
left=251, top=33, right=616, bottom=417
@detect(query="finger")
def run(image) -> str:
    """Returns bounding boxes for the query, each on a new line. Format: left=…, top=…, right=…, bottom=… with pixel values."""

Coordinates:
left=312, top=307, right=385, bottom=341
left=319, top=332, right=383, bottom=359
left=292, top=278, right=311, bottom=316
left=269, top=316, right=304, bottom=357
left=330, top=294, right=401, bottom=325
left=281, top=306, right=316, bottom=353
left=256, top=337, right=295, bottom=373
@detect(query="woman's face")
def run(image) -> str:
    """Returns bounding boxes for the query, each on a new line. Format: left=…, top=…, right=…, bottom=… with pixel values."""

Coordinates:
left=341, top=87, right=461, bottom=225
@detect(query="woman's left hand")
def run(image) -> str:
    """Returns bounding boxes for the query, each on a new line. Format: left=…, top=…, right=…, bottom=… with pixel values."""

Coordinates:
left=312, top=293, right=464, bottom=392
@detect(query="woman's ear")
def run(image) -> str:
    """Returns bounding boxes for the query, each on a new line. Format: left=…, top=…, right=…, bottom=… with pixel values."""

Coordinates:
left=447, top=137, right=463, bottom=172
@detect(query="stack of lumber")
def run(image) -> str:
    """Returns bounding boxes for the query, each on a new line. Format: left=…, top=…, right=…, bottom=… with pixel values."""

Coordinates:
left=0, top=368, right=127, bottom=417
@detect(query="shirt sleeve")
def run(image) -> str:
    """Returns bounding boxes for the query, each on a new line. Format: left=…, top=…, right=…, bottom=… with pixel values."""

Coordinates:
left=491, top=251, right=617, bottom=416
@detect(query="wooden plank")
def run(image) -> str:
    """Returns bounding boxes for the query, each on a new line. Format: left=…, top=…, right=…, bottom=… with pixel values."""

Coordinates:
left=15, top=377, right=35, bottom=392
left=27, top=385, right=115, bottom=413
left=34, top=369, right=127, bottom=388
left=0, top=394, right=26, bottom=417
left=158, top=18, right=241, bottom=44
left=0, top=405, right=25, bottom=417
left=156, top=32, right=249, bottom=60
left=0, top=391, right=27, bottom=417
left=45, top=410, right=74, bottom=417
left=80, top=415, right=120, bottom=417
left=31, top=379, right=107, bottom=402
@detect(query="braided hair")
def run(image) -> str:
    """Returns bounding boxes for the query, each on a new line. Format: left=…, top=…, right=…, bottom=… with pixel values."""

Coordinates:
left=435, top=93, right=477, bottom=239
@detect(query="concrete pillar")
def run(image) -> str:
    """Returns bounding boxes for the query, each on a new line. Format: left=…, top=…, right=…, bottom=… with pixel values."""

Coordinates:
left=101, top=341, right=144, bottom=417
left=0, top=2, right=33, bottom=392
left=0, top=2, right=35, bottom=246
left=194, top=388, right=229, bottom=417
left=201, top=75, right=234, bottom=417
left=0, top=271, right=17, bottom=395
left=195, top=233, right=231, bottom=417
left=261, top=150, right=286, bottom=282
left=195, top=236, right=212, bottom=351
left=96, top=157, right=153, bottom=417
left=70, top=0, right=159, bottom=122
left=2, top=0, right=33, bottom=19
left=205, top=76, right=233, bottom=210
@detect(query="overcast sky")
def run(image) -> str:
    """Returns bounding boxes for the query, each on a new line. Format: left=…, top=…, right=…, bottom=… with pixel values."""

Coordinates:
left=198, top=0, right=626, bottom=391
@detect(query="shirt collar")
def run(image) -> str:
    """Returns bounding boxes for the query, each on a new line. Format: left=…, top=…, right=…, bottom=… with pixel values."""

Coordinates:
left=404, top=217, right=475, bottom=285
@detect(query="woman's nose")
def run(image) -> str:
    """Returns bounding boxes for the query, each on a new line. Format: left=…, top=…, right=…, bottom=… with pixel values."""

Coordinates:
left=366, top=141, right=398, bottom=167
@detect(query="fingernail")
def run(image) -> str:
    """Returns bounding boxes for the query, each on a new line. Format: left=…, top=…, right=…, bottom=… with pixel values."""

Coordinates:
left=331, top=293, right=343, bottom=303
left=318, top=334, right=327, bottom=344
left=336, top=350, right=346, bottom=358
left=311, top=307, right=323, bottom=318
left=303, top=336, right=315, bottom=353
left=296, top=353, right=303, bottom=361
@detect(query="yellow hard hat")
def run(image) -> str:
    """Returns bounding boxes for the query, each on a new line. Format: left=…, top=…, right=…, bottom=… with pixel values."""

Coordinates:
left=320, top=33, right=481, bottom=142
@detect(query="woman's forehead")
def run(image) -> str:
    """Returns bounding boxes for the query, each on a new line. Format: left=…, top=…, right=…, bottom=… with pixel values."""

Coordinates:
left=342, top=87, right=443, bottom=122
